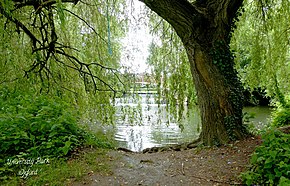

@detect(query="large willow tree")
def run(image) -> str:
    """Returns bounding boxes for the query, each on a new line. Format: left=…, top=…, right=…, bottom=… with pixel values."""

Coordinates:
left=2, top=0, right=288, bottom=146
left=145, top=0, right=289, bottom=146
left=142, top=0, right=249, bottom=145
left=0, top=0, right=248, bottom=146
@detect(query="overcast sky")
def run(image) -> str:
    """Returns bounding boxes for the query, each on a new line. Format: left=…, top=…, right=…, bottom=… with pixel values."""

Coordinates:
left=120, top=0, right=152, bottom=74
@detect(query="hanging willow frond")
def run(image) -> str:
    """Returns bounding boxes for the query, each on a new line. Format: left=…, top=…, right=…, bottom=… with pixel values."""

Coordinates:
left=0, top=0, right=125, bottom=93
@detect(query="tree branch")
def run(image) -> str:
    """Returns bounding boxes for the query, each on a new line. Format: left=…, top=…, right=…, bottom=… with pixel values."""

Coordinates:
left=227, top=0, right=243, bottom=18
left=0, top=4, right=41, bottom=48
left=14, top=0, right=79, bottom=9
left=63, top=8, right=108, bottom=44
left=54, top=50, right=118, bottom=92
left=206, top=0, right=243, bottom=42
left=140, top=0, right=244, bottom=45
left=139, top=0, right=206, bottom=44
left=1, top=0, right=124, bottom=93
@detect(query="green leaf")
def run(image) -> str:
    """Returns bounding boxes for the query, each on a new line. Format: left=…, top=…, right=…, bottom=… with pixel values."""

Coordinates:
left=269, top=150, right=277, bottom=158
left=61, top=141, right=72, bottom=155
left=278, top=176, right=290, bottom=186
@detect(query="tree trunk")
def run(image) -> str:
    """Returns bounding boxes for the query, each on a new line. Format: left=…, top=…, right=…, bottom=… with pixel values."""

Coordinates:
left=141, top=0, right=249, bottom=145
left=185, top=42, right=248, bottom=145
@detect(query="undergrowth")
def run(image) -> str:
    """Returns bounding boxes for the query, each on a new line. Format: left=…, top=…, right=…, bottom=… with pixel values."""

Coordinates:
left=241, top=100, right=290, bottom=185
left=2, top=149, right=113, bottom=186
left=0, top=87, right=114, bottom=183
left=271, top=105, right=290, bottom=128
left=241, top=130, right=290, bottom=185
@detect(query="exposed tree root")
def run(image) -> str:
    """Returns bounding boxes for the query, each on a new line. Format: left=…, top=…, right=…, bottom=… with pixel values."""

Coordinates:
left=116, top=138, right=203, bottom=153
left=142, top=138, right=202, bottom=153
left=116, top=147, right=135, bottom=153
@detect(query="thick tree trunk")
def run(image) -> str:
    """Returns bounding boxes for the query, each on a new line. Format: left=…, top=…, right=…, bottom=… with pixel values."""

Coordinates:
left=185, top=43, right=248, bottom=145
left=142, top=0, right=249, bottom=145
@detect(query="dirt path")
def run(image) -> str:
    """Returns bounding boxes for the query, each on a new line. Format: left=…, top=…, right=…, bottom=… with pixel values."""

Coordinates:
left=73, top=137, right=261, bottom=186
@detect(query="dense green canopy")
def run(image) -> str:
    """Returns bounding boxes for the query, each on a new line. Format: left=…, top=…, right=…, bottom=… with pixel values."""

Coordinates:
left=231, top=0, right=290, bottom=107
left=0, top=0, right=130, bottom=123
left=0, top=0, right=289, bottom=124
left=147, top=0, right=289, bottom=110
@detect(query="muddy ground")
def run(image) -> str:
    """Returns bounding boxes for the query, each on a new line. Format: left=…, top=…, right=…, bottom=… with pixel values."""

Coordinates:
left=73, top=136, right=262, bottom=186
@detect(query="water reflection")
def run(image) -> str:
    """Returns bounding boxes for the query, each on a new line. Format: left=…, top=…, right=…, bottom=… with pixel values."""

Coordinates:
left=101, top=94, right=272, bottom=152
left=243, top=106, right=273, bottom=129
left=113, top=94, right=200, bottom=152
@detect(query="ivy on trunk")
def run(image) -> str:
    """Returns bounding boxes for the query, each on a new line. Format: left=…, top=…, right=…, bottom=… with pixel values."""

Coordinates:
left=141, top=0, right=249, bottom=145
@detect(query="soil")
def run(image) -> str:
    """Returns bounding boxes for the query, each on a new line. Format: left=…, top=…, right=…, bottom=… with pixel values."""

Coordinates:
left=72, top=136, right=262, bottom=186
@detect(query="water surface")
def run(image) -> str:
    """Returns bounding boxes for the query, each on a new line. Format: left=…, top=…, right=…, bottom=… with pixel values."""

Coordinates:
left=102, top=95, right=272, bottom=152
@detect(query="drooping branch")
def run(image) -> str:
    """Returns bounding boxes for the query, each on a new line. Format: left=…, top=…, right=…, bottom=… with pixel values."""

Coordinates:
left=63, top=8, right=108, bottom=44
left=13, top=0, right=79, bottom=9
left=53, top=51, right=118, bottom=92
left=0, top=4, right=40, bottom=48
left=54, top=49, right=124, bottom=92
left=1, top=0, right=125, bottom=93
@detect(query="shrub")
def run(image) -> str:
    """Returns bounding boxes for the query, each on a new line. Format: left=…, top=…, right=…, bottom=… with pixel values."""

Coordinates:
left=271, top=106, right=290, bottom=128
left=0, top=87, right=115, bottom=181
left=241, top=130, right=290, bottom=185
left=0, top=88, right=114, bottom=159
left=0, top=89, right=83, bottom=159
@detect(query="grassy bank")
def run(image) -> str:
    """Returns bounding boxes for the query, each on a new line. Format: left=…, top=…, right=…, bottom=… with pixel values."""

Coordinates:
left=0, top=87, right=115, bottom=185
left=2, top=148, right=112, bottom=186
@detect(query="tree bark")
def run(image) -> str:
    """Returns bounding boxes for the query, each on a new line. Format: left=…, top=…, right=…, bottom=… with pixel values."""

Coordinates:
left=141, top=0, right=248, bottom=145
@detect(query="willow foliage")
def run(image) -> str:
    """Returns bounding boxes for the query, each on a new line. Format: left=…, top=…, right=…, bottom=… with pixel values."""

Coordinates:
left=145, top=0, right=290, bottom=125
left=146, top=0, right=289, bottom=113
left=147, top=15, right=196, bottom=126
left=0, top=0, right=129, bottom=124
left=231, top=0, right=290, bottom=106
left=1, top=0, right=289, bottom=126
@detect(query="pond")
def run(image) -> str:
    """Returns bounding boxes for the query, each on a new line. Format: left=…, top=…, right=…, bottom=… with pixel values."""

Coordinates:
left=99, top=94, right=272, bottom=152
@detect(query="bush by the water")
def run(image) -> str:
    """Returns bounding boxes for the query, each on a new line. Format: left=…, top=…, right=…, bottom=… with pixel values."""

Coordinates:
left=271, top=106, right=290, bottom=128
left=241, top=130, right=290, bottom=185
left=0, top=87, right=113, bottom=180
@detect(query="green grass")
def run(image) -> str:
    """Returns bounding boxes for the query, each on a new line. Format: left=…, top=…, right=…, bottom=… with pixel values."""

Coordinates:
left=1, top=148, right=113, bottom=186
